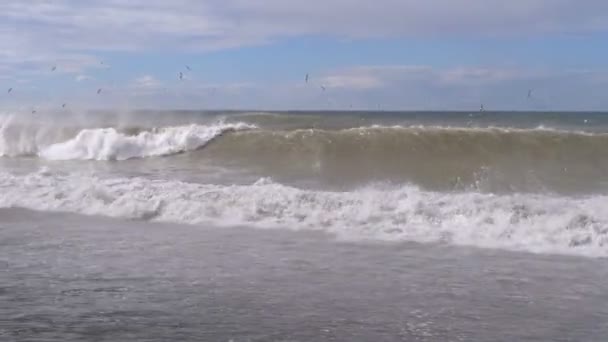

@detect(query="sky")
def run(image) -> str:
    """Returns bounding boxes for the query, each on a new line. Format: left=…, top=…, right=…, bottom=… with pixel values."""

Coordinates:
left=1, top=0, right=608, bottom=111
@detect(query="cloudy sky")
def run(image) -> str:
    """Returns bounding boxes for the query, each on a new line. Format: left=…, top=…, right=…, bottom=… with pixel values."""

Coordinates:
left=1, top=0, right=608, bottom=111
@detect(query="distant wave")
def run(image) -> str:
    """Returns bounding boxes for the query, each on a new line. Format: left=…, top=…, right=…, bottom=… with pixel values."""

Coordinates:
left=1, top=170, right=607, bottom=258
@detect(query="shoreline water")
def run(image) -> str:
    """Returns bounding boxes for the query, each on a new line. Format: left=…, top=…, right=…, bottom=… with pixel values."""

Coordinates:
left=1, top=208, right=607, bottom=341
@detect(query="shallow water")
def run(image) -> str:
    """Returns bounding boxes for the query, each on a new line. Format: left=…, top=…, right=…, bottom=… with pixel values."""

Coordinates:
left=1, top=209, right=607, bottom=341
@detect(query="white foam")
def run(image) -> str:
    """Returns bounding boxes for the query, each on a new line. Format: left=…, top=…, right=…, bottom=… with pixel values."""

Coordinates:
left=1, top=112, right=255, bottom=160
left=0, top=171, right=606, bottom=258
left=39, top=122, right=254, bottom=161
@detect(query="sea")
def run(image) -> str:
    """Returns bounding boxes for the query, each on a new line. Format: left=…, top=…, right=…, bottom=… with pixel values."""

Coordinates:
left=1, top=110, right=607, bottom=341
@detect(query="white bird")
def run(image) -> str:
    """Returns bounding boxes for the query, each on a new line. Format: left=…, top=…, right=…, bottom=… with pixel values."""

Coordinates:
left=179, top=72, right=183, bottom=80
left=97, top=88, right=102, bottom=94
left=185, top=65, right=192, bottom=71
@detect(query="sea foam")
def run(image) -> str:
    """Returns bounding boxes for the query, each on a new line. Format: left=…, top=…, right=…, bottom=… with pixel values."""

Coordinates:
left=0, top=170, right=606, bottom=258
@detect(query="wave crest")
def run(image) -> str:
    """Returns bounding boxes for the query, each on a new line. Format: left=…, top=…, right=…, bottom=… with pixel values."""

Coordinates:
left=0, top=113, right=255, bottom=160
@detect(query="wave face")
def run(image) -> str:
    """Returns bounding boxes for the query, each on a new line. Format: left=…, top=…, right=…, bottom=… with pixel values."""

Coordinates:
left=197, top=126, right=608, bottom=194
left=1, top=170, right=607, bottom=257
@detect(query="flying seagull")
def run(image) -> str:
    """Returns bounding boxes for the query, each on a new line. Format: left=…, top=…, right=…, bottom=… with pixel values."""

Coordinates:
left=62, top=103, right=66, bottom=108
left=51, top=66, right=57, bottom=72
left=527, top=89, right=533, bottom=99
left=179, top=72, right=183, bottom=80
left=7, top=88, right=12, bottom=93
left=186, top=65, right=192, bottom=71
left=320, top=85, right=326, bottom=91
left=480, top=104, right=485, bottom=112
left=97, top=88, right=102, bottom=94
left=305, top=73, right=309, bottom=83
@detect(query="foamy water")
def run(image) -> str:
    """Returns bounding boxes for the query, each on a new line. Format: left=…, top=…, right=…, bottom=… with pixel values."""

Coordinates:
left=0, top=170, right=606, bottom=257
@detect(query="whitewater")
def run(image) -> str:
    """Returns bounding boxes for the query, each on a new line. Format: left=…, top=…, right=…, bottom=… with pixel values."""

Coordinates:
left=1, top=169, right=606, bottom=257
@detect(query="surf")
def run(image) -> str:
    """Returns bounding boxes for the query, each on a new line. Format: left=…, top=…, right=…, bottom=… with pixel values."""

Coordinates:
left=0, top=170, right=607, bottom=258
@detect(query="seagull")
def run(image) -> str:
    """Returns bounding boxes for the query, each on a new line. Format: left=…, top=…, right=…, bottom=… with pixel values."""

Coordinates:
left=185, top=65, right=192, bottom=71
left=527, top=89, right=533, bottom=99
left=179, top=72, right=183, bottom=80
left=97, top=88, right=102, bottom=94
left=320, top=85, right=326, bottom=92
left=480, top=104, right=485, bottom=112
left=305, top=73, right=309, bottom=83
left=7, top=88, right=12, bottom=93
left=32, top=109, right=36, bottom=114
left=62, top=103, right=66, bottom=108
left=51, top=66, right=57, bottom=72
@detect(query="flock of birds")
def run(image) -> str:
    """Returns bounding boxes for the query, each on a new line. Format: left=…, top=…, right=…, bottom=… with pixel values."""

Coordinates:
left=7, top=64, right=540, bottom=114
left=5, top=65, right=332, bottom=114
left=4, top=63, right=197, bottom=113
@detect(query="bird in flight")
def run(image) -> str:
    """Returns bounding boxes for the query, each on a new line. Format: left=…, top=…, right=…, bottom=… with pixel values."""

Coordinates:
left=7, top=88, right=12, bottom=93
left=305, top=74, right=309, bottom=83
left=527, top=89, right=533, bottom=99
left=320, top=85, right=326, bottom=91
left=62, top=103, right=67, bottom=108
left=179, top=72, right=184, bottom=80
left=186, top=65, right=192, bottom=71
left=97, top=88, right=102, bottom=94
left=51, top=66, right=57, bottom=72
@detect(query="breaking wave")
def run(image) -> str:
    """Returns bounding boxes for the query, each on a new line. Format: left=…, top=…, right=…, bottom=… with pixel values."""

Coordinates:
left=0, top=113, right=255, bottom=160
left=0, top=170, right=606, bottom=258
left=39, top=122, right=254, bottom=161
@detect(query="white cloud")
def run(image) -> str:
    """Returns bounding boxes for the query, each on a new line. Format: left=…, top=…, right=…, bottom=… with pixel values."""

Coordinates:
left=1, top=0, right=607, bottom=59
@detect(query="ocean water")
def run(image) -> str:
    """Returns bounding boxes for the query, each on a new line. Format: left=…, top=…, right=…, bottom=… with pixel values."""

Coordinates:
left=1, top=110, right=608, bottom=341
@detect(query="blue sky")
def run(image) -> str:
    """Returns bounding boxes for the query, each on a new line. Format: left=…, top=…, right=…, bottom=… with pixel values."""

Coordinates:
left=1, top=0, right=608, bottom=111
